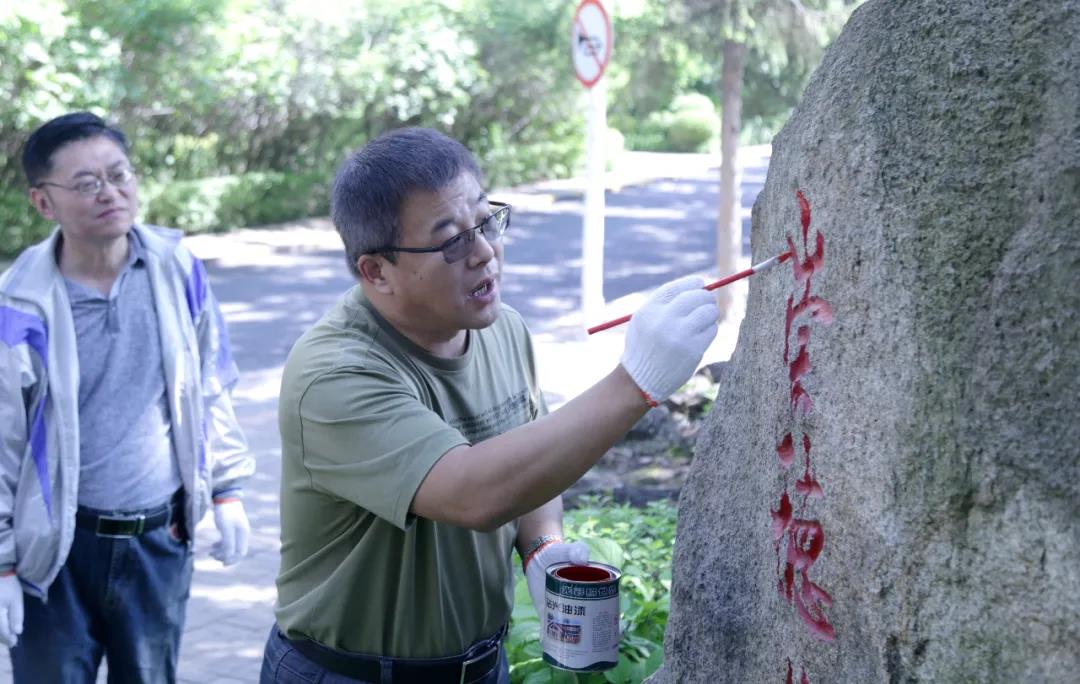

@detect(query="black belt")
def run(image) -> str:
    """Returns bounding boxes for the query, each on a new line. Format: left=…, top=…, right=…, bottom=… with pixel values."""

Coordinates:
left=75, top=490, right=183, bottom=538
left=283, top=626, right=505, bottom=684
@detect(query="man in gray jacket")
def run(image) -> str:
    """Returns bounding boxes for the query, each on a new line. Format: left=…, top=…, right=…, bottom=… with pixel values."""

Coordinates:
left=0, top=112, right=255, bottom=682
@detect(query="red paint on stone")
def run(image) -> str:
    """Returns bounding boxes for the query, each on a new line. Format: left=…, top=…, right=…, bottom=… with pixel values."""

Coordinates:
left=784, top=294, right=795, bottom=364
left=771, top=491, right=794, bottom=541
left=789, top=231, right=825, bottom=283
left=791, top=296, right=834, bottom=325
left=791, top=382, right=814, bottom=416
left=810, top=231, right=825, bottom=273
left=789, top=345, right=812, bottom=383
left=789, top=235, right=813, bottom=282
left=786, top=520, right=825, bottom=571
left=795, top=575, right=836, bottom=642
left=777, top=562, right=795, bottom=603
left=772, top=192, right=836, bottom=668
left=795, top=472, right=824, bottom=499
left=777, top=433, right=795, bottom=467
left=797, top=190, right=811, bottom=238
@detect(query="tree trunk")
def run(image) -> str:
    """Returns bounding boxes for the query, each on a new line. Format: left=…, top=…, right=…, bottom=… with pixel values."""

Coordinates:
left=716, top=37, right=746, bottom=320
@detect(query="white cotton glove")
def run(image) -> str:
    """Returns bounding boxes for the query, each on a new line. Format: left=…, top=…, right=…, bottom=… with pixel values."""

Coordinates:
left=211, top=500, right=251, bottom=566
left=620, top=276, right=720, bottom=404
left=0, top=574, right=24, bottom=648
left=525, top=541, right=590, bottom=628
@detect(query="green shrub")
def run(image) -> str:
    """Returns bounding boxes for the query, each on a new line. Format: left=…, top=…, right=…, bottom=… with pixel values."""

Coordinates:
left=0, top=188, right=52, bottom=258
left=507, top=496, right=677, bottom=684
left=619, top=93, right=719, bottom=153
left=150, top=132, right=225, bottom=182
left=622, top=112, right=672, bottom=153
left=0, top=0, right=588, bottom=252
left=143, top=170, right=330, bottom=233
left=476, top=118, right=585, bottom=190
left=664, top=93, right=719, bottom=153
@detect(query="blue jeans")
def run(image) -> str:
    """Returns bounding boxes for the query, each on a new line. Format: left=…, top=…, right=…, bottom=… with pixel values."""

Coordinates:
left=260, top=625, right=511, bottom=684
left=10, top=512, right=193, bottom=683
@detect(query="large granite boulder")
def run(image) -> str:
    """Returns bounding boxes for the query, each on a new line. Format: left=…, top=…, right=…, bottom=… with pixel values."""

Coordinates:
left=651, top=0, right=1079, bottom=682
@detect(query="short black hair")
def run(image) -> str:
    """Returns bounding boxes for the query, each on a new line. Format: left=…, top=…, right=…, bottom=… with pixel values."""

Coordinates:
left=331, top=127, right=483, bottom=279
left=22, top=111, right=129, bottom=187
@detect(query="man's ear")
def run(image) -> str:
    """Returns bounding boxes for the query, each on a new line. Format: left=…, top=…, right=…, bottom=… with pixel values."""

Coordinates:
left=29, top=187, right=56, bottom=221
left=357, top=254, right=393, bottom=294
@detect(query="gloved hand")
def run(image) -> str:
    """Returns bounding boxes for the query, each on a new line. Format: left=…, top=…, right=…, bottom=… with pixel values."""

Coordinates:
left=0, top=573, right=24, bottom=648
left=211, top=499, right=250, bottom=566
left=620, top=276, right=719, bottom=405
left=524, top=540, right=590, bottom=630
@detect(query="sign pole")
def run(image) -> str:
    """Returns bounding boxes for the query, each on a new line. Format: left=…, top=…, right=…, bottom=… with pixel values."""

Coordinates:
left=582, top=75, right=607, bottom=330
left=572, top=0, right=612, bottom=332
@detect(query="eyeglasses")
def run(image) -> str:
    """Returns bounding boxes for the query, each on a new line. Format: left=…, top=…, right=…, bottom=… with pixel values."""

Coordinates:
left=35, top=167, right=136, bottom=197
left=373, top=201, right=511, bottom=264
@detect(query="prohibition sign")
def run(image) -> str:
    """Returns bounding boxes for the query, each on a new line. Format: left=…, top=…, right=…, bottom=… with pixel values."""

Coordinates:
left=572, top=0, right=612, bottom=88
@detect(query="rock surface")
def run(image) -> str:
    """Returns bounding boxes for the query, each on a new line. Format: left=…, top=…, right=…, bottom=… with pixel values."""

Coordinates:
left=651, top=1, right=1080, bottom=682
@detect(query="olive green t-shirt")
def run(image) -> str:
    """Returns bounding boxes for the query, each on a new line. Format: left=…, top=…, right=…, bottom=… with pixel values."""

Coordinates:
left=275, top=286, right=547, bottom=657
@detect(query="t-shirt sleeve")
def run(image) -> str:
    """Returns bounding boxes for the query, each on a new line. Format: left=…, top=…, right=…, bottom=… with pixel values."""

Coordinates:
left=297, top=366, right=469, bottom=530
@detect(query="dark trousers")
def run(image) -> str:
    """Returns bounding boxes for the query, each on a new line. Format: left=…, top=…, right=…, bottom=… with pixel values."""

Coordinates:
left=10, top=507, right=193, bottom=683
left=260, top=625, right=511, bottom=684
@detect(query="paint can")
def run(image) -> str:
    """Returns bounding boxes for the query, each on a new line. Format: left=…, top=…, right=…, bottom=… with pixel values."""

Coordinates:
left=542, top=561, right=621, bottom=671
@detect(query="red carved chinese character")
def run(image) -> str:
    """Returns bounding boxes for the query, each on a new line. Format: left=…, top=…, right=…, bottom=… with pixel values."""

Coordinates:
left=773, top=192, right=837, bottom=681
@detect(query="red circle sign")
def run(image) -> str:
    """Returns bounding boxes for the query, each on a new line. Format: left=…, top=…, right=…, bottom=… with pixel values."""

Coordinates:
left=571, top=0, right=612, bottom=88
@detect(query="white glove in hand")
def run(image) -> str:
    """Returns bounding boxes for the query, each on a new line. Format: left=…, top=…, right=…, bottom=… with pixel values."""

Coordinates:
left=525, top=541, right=590, bottom=628
left=0, top=574, right=23, bottom=648
left=211, top=500, right=250, bottom=566
left=620, top=276, right=720, bottom=404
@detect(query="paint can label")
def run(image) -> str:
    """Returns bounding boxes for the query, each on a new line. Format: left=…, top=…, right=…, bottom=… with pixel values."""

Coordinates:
left=542, top=561, right=621, bottom=671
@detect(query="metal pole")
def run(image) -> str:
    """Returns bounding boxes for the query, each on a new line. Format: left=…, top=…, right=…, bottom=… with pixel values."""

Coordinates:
left=582, top=75, right=607, bottom=329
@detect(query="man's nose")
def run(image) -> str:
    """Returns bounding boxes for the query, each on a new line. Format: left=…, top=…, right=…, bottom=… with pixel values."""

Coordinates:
left=466, top=228, right=497, bottom=267
left=96, top=180, right=121, bottom=202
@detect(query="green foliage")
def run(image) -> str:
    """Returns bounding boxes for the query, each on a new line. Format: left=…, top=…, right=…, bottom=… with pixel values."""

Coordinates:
left=454, top=0, right=585, bottom=187
left=609, top=0, right=863, bottom=151
left=506, top=497, right=678, bottom=684
left=142, top=171, right=329, bottom=233
left=0, top=0, right=860, bottom=256
left=0, top=188, right=51, bottom=254
left=0, top=0, right=587, bottom=256
left=664, top=94, right=720, bottom=153
left=623, top=94, right=718, bottom=153
left=606, top=1, right=717, bottom=153
left=620, top=115, right=668, bottom=154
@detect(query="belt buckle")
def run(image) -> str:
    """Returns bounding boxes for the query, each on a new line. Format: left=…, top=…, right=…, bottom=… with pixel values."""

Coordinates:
left=97, top=512, right=146, bottom=538
left=459, top=643, right=497, bottom=684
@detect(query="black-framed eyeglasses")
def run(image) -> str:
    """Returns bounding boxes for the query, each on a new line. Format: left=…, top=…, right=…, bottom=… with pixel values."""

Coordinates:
left=35, top=167, right=136, bottom=197
left=370, top=201, right=511, bottom=264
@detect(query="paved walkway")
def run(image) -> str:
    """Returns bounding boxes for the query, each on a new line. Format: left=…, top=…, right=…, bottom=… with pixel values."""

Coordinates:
left=0, top=148, right=769, bottom=682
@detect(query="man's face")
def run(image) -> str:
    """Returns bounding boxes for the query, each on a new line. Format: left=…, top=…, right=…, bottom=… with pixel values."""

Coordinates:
left=381, top=171, right=504, bottom=351
left=29, top=135, right=138, bottom=245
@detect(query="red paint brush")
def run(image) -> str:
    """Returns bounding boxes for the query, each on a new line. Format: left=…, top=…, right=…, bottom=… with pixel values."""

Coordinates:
left=586, top=251, right=793, bottom=335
